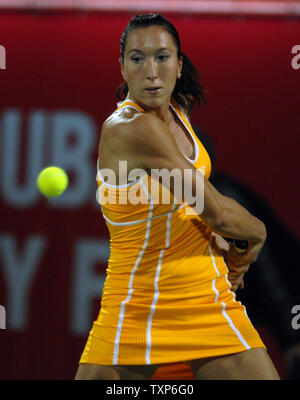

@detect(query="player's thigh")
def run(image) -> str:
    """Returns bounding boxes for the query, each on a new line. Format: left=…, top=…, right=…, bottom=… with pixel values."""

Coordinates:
left=191, top=348, right=280, bottom=380
left=74, top=363, right=160, bottom=380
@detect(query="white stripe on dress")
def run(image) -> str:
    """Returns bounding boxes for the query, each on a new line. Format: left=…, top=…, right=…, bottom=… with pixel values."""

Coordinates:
left=97, top=167, right=148, bottom=188
left=208, top=237, right=251, bottom=350
left=145, top=202, right=175, bottom=364
left=169, top=103, right=199, bottom=163
left=221, top=302, right=251, bottom=350
left=208, top=237, right=221, bottom=278
left=224, top=272, right=252, bottom=324
left=100, top=203, right=188, bottom=226
left=212, top=278, right=219, bottom=303
left=112, top=179, right=154, bottom=365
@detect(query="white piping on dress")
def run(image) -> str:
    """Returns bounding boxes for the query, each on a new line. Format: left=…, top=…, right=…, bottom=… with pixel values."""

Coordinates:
left=145, top=202, right=176, bottom=364
left=208, top=237, right=251, bottom=350
left=169, top=103, right=199, bottom=163
left=100, top=203, right=188, bottom=226
left=112, top=179, right=154, bottom=365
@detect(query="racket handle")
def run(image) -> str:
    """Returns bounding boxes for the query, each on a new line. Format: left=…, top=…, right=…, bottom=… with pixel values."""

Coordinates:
left=223, top=238, right=249, bottom=254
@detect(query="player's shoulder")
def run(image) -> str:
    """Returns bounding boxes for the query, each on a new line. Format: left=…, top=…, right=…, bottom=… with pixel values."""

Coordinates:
left=101, top=107, right=164, bottom=144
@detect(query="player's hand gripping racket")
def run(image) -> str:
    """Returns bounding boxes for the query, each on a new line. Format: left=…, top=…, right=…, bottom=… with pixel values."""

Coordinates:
left=223, top=238, right=249, bottom=254
left=223, top=238, right=249, bottom=291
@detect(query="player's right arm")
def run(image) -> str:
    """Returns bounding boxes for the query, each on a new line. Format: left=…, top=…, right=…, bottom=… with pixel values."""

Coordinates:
left=120, top=113, right=266, bottom=252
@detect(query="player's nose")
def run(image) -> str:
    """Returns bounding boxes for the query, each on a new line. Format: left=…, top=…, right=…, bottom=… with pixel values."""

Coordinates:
left=144, top=58, right=158, bottom=81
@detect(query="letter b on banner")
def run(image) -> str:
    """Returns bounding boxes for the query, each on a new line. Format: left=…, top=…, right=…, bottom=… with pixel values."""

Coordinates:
left=0, top=305, right=5, bottom=329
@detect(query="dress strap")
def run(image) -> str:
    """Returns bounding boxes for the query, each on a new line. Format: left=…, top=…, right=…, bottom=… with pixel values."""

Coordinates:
left=117, top=99, right=145, bottom=113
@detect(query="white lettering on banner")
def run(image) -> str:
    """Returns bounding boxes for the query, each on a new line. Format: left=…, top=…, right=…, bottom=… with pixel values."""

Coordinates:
left=0, top=305, right=5, bottom=329
left=0, top=109, right=96, bottom=208
left=1, top=110, right=47, bottom=206
left=0, top=235, right=46, bottom=330
left=291, top=305, right=300, bottom=329
left=50, top=111, right=96, bottom=208
left=291, top=45, right=300, bottom=70
left=0, top=235, right=108, bottom=333
left=70, top=239, right=109, bottom=335
left=0, top=45, right=6, bottom=70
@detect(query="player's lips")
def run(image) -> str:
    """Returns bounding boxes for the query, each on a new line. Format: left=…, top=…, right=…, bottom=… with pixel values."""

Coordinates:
left=144, top=87, right=162, bottom=94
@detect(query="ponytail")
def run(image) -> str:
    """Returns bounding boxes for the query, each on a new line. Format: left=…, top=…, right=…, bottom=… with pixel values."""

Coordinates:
left=172, top=52, right=207, bottom=115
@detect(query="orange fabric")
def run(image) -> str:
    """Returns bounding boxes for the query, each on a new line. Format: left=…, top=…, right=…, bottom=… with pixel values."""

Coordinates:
left=152, top=362, right=195, bottom=380
left=79, top=99, right=265, bottom=366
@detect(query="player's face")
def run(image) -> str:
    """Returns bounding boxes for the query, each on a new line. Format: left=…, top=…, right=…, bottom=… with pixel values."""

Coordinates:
left=121, top=25, right=182, bottom=110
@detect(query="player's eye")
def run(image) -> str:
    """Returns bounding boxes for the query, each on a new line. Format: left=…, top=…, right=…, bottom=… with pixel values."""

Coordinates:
left=157, top=54, right=169, bottom=61
left=131, top=55, right=143, bottom=63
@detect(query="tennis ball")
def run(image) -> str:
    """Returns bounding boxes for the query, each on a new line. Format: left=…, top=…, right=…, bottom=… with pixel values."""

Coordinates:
left=37, top=166, right=68, bottom=197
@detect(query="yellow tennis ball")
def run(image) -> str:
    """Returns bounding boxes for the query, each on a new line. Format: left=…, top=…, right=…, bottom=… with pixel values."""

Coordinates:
left=37, top=166, right=68, bottom=197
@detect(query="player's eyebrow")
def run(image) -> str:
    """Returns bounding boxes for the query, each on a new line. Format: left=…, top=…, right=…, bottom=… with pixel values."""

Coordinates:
left=128, top=47, right=172, bottom=54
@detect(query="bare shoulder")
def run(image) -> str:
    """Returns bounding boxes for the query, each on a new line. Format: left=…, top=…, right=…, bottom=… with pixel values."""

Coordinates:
left=104, top=108, right=164, bottom=136
left=99, top=108, right=138, bottom=150
left=127, top=113, right=180, bottom=160
left=98, top=107, right=182, bottom=173
left=98, top=108, right=161, bottom=171
left=101, top=107, right=137, bottom=135
left=100, top=109, right=170, bottom=152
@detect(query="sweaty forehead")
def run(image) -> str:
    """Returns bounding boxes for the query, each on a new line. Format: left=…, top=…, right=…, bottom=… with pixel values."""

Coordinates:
left=125, top=26, right=177, bottom=53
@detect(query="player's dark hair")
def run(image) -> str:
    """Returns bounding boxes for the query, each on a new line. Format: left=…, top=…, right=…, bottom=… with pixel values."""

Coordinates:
left=116, top=14, right=207, bottom=114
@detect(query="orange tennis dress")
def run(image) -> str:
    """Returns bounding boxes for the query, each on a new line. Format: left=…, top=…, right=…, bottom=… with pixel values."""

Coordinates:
left=79, top=98, right=265, bottom=366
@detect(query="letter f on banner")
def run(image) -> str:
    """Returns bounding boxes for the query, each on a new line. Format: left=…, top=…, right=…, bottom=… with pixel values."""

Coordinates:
left=0, top=45, right=6, bottom=69
left=0, top=305, right=6, bottom=329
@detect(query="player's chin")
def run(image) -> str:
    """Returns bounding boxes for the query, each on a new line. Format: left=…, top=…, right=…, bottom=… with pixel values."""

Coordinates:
left=141, top=96, right=165, bottom=110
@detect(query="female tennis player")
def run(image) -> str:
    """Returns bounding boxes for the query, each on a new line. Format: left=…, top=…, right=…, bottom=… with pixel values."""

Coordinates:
left=75, top=14, right=280, bottom=380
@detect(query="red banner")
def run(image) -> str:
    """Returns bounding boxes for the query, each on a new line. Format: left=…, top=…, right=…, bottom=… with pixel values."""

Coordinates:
left=0, top=11, right=299, bottom=379
left=0, top=1, right=300, bottom=16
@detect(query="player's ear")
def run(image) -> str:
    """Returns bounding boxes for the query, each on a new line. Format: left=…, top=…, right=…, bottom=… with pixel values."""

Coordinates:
left=120, top=58, right=126, bottom=81
left=177, top=55, right=183, bottom=79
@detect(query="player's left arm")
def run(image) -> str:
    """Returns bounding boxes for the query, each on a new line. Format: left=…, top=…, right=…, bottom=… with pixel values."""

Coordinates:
left=211, top=233, right=249, bottom=291
left=211, top=195, right=266, bottom=292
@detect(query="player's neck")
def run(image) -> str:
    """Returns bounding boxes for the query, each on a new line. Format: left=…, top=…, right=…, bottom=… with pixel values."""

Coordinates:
left=126, top=92, right=173, bottom=124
